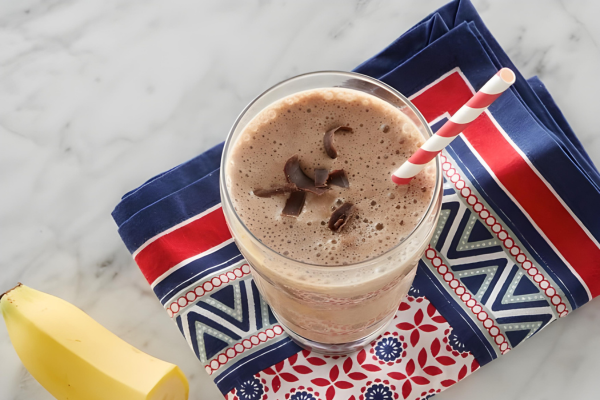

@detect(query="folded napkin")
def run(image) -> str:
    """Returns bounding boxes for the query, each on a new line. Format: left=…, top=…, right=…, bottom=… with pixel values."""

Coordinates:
left=113, top=1, right=600, bottom=399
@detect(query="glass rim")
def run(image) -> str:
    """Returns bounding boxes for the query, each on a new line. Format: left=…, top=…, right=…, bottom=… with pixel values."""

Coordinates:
left=220, top=70, right=442, bottom=271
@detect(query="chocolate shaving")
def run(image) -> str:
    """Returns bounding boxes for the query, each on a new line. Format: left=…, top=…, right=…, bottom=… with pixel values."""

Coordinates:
left=284, top=155, right=328, bottom=195
left=282, top=191, right=306, bottom=217
left=253, top=184, right=297, bottom=198
left=328, top=169, right=349, bottom=188
left=328, top=202, right=356, bottom=232
left=314, top=169, right=329, bottom=188
left=323, top=126, right=353, bottom=159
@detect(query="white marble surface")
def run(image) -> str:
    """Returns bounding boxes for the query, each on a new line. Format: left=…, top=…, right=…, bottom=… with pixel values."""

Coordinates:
left=1, top=0, right=599, bottom=399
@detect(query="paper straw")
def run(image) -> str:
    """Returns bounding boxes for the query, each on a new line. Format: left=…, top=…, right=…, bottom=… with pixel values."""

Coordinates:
left=391, top=68, right=516, bottom=185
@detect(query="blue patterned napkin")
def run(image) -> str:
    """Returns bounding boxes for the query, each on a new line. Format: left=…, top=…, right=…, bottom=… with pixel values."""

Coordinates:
left=113, top=1, right=600, bottom=399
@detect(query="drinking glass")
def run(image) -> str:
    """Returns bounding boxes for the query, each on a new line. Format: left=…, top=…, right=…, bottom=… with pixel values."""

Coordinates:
left=220, top=71, right=443, bottom=354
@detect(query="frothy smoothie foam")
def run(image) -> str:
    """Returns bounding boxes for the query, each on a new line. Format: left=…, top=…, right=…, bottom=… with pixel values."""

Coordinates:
left=223, top=86, right=439, bottom=346
left=228, top=88, right=435, bottom=264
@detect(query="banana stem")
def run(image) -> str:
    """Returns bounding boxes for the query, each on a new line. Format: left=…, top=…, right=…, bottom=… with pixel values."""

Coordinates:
left=0, top=283, right=22, bottom=301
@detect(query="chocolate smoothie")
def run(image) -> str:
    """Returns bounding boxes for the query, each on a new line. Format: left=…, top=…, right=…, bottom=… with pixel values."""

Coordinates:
left=223, top=87, right=440, bottom=346
left=227, top=88, right=435, bottom=262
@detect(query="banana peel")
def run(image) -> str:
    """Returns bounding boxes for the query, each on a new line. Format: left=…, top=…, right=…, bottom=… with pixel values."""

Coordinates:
left=1, top=284, right=189, bottom=400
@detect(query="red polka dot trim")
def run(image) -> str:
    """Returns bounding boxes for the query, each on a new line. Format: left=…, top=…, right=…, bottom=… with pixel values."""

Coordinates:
left=204, top=325, right=285, bottom=375
left=166, top=264, right=252, bottom=317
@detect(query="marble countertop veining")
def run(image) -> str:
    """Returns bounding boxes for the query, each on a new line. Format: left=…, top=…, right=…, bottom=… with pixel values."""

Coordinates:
left=1, top=1, right=599, bottom=399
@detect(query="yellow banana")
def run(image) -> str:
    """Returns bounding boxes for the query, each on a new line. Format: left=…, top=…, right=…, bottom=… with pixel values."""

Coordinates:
left=1, top=284, right=189, bottom=400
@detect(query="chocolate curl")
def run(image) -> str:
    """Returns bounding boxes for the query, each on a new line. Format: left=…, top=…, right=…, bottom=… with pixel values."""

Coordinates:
left=314, top=169, right=329, bottom=188
left=323, top=126, right=353, bottom=159
left=253, top=184, right=297, bottom=198
left=284, top=155, right=328, bottom=195
left=328, top=169, right=349, bottom=188
left=282, top=191, right=306, bottom=217
left=328, top=202, right=356, bottom=232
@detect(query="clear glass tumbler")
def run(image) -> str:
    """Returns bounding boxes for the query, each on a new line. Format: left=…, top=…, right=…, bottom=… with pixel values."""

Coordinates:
left=220, top=71, right=443, bottom=354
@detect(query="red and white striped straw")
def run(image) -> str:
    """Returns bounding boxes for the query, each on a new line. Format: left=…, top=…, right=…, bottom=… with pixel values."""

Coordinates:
left=391, top=68, right=516, bottom=185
